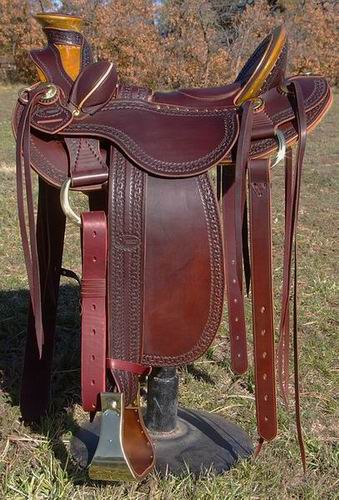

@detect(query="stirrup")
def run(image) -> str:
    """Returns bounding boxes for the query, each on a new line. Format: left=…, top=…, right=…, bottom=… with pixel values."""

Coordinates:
left=89, top=393, right=155, bottom=481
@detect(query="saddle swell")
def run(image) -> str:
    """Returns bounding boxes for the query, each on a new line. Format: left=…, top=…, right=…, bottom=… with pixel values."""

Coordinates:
left=13, top=18, right=333, bottom=482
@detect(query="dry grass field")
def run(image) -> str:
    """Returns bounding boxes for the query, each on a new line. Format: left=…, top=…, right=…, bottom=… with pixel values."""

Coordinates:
left=0, top=85, right=338, bottom=499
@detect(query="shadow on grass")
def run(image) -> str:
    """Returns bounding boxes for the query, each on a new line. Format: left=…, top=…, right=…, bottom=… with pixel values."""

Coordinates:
left=0, top=283, right=90, bottom=481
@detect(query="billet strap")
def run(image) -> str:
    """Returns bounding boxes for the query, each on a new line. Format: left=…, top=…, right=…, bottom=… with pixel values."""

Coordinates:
left=81, top=211, right=107, bottom=412
left=221, top=166, right=248, bottom=374
left=248, top=158, right=277, bottom=442
left=277, top=80, right=307, bottom=471
left=221, top=101, right=254, bottom=376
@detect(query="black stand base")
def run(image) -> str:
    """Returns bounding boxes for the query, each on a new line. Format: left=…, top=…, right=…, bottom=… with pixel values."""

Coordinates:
left=70, top=407, right=253, bottom=477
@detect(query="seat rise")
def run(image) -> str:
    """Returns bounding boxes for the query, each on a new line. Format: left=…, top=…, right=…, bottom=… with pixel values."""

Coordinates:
left=13, top=17, right=333, bottom=481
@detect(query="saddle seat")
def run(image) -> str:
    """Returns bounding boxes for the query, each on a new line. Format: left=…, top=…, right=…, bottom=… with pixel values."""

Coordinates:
left=14, top=63, right=331, bottom=188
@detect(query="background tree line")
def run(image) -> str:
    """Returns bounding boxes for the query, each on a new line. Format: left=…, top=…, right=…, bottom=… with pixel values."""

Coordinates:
left=0, top=0, right=337, bottom=88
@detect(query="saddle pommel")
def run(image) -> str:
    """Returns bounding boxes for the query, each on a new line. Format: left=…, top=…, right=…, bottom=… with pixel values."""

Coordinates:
left=31, top=12, right=93, bottom=89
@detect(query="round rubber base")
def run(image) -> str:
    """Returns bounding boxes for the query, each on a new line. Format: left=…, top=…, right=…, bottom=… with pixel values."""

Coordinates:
left=70, top=407, right=253, bottom=478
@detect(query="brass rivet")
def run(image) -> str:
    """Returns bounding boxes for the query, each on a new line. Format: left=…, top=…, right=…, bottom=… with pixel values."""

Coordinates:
left=252, top=97, right=264, bottom=111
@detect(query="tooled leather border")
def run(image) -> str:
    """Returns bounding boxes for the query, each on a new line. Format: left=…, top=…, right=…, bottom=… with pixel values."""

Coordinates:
left=107, top=149, right=145, bottom=403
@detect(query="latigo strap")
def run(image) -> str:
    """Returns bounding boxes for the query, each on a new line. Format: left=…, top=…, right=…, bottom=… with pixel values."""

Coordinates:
left=81, top=211, right=107, bottom=413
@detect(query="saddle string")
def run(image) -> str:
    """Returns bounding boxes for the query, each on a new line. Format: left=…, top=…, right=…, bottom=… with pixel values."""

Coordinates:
left=277, top=80, right=307, bottom=472
left=16, top=87, right=49, bottom=358
left=234, top=101, right=254, bottom=291
left=277, top=146, right=293, bottom=406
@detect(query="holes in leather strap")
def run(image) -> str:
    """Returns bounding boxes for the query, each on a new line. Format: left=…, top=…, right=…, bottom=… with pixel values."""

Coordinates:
left=91, top=379, right=95, bottom=385
left=92, top=256, right=97, bottom=262
left=235, top=317, right=239, bottom=322
left=92, top=328, right=96, bottom=335
left=264, top=394, right=268, bottom=402
left=91, top=354, right=95, bottom=361
left=236, top=335, right=240, bottom=341
left=237, top=353, right=241, bottom=358
left=263, top=373, right=267, bottom=380
left=234, top=298, right=238, bottom=304
left=261, top=329, right=266, bottom=336
left=264, top=416, right=269, bottom=422
left=262, top=351, right=267, bottom=359
left=92, top=304, right=96, bottom=311
left=232, top=278, right=236, bottom=284
left=260, top=306, right=266, bottom=314
left=92, top=231, right=97, bottom=238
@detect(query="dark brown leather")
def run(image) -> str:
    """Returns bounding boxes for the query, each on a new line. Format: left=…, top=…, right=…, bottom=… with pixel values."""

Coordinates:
left=30, top=27, right=93, bottom=95
left=68, top=61, right=118, bottom=115
left=220, top=166, right=248, bottom=374
left=13, top=22, right=333, bottom=477
left=13, top=75, right=331, bottom=186
left=20, top=179, right=66, bottom=421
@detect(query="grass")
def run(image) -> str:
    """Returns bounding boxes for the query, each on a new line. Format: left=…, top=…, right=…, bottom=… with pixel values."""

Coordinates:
left=0, top=84, right=338, bottom=499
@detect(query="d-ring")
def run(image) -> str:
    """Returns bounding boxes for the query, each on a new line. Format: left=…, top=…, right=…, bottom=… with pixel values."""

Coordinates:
left=60, top=178, right=81, bottom=227
left=271, top=129, right=286, bottom=168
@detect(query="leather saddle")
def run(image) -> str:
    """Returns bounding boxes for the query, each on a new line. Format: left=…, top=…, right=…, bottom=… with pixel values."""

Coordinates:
left=13, top=22, right=332, bottom=481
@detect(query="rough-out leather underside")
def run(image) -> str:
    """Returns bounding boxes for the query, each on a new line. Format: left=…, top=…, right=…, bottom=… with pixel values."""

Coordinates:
left=13, top=67, right=331, bottom=188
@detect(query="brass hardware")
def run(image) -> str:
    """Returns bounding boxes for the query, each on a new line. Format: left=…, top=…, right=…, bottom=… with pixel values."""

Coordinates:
left=39, top=83, right=58, bottom=103
left=278, top=83, right=291, bottom=96
left=252, top=97, right=264, bottom=111
left=60, top=178, right=81, bottom=227
left=18, top=83, right=58, bottom=105
left=271, top=129, right=286, bottom=168
left=89, top=393, right=136, bottom=481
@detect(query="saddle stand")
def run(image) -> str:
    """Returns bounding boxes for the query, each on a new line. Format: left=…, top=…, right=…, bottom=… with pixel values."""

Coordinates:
left=13, top=13, right=332, bottom=481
